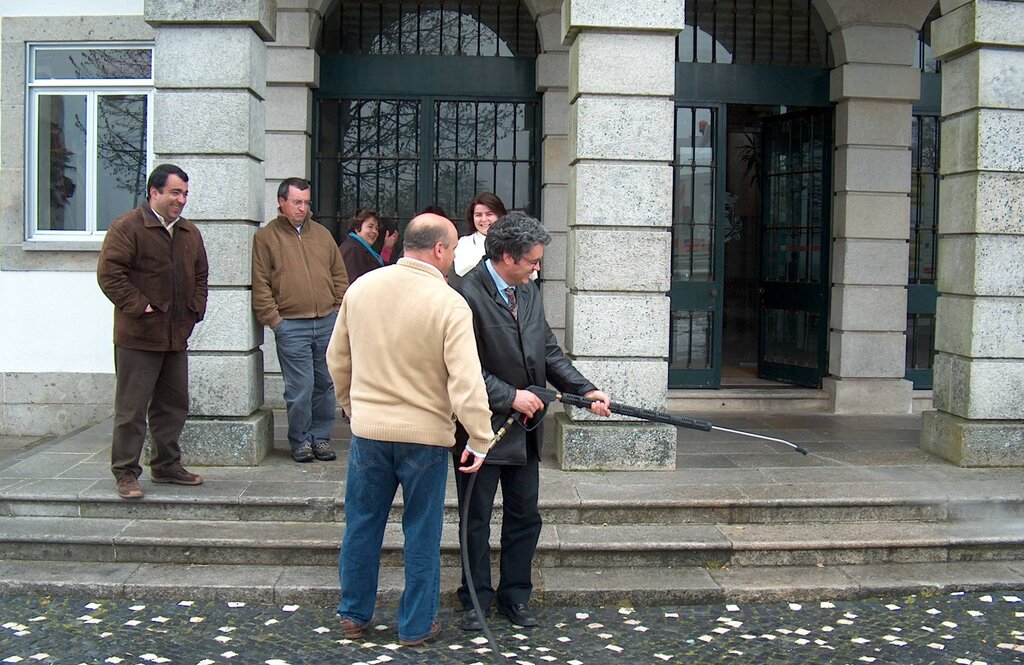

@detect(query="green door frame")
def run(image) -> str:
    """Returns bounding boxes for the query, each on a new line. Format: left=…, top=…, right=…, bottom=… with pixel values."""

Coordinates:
left=314, top=54, right=539, bottom=219
left=905, top=71, right=942, bottom=390
left=668, top=102, right=727, bottom=389
left=669, top=62, right=831, bottom=389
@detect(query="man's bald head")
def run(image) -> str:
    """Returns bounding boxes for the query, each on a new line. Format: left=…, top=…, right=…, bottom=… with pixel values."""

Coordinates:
left=402, top=212, right=458, bottom=274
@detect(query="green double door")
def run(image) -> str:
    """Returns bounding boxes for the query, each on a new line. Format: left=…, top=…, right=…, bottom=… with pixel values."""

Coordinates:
left=313, top=55, right=539, bottom=240
left=669, top=105, right=832, bottom=389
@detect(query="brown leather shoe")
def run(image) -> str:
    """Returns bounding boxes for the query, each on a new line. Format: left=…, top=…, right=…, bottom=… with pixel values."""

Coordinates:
left=151, top=468, right=203, bottom=485
left=338, top=617, right=366, bottom=640
left=116, top=475, right=144, bottom=499
left=399, top=619, right=441, bottom=647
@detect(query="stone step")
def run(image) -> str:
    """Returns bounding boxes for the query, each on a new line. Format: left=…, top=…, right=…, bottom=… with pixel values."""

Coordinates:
left=2, top=516, right=1022, bottom=569
left=5, top=481, right=1021, bottom=525
left=0, top=558, right=1022, bottom=607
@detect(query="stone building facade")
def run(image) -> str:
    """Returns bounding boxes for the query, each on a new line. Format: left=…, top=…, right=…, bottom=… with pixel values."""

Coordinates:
left=0, top=0, right=1020, bottom=469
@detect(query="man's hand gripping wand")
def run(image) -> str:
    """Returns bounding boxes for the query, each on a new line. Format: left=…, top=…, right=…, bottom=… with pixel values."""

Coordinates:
left=528, top=385, right=808, bottom=455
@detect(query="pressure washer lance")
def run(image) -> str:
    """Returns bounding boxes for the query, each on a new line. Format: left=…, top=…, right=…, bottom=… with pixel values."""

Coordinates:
left=527, top=385, right=808, bottom=455
left=459, top=413, right=517, bottom=661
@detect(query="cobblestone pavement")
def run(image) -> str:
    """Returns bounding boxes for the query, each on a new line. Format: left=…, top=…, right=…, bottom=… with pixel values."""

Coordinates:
left=1, top=590, right=1022, bottom=664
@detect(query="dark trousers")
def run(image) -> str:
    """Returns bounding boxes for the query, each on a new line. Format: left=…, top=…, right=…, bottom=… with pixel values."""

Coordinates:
left=111, top=346, right=189, bottom=480
left=455, top=448, right=542, bottom=611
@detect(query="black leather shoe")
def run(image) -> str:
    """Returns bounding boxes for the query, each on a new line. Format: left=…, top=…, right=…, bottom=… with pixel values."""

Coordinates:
left=460, top=608, right=484, bottom=631
left=497, top=603, right=539, bottom=628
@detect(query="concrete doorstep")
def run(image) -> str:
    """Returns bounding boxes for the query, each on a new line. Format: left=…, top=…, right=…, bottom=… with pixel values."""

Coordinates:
left=1, top=560, right=1024, bottom=608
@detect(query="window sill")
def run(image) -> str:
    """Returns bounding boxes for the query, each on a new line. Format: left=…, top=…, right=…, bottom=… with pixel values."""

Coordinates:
left=22, top=238, right=103, bottom=252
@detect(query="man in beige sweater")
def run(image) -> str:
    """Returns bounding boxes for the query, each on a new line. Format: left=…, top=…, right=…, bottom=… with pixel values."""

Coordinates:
left=326, top=213, right=494, bottom=647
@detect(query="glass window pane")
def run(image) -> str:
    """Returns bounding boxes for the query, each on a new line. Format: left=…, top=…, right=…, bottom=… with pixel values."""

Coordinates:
left=34, top=48, right=151, bottom=81
left=37, top=94, right=87, bottom=231
left=670, top=310, right=712, bottom=369
left=96, top=94, right=148, bottom=230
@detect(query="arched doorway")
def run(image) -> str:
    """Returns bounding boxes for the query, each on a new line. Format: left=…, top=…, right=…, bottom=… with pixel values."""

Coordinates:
left=669, top=0, right=833, bottom=388
left=313, top=1, right=540, bottom=242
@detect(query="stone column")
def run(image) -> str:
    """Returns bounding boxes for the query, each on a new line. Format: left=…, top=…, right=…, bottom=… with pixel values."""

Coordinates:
left=820, top=1, right=934, bottom=414
left=555, top=0, right=681, bottom=471
left=528, top=0, right=571, bottom=342
left=144, top=0, right=276, bottom=464
left=261, top=1, right=321, bottom=407
left=920, top=0, right=1024, bottom=466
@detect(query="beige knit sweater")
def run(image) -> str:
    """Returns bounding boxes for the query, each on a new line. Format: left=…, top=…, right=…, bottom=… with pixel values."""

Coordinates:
left=326, top=258, right=495, bottom=455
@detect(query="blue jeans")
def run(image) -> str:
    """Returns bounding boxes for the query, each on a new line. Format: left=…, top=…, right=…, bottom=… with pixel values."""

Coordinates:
left=338, top=435, right=449, bottom=642
left=274, top=312, right=337, bottom=450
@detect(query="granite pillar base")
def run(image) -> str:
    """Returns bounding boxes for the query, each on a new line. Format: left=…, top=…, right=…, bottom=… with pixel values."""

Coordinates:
left=920, top=410, right=1024, bottom=468
left=555, top=413, right=675, bottom=471
left=145, top=409, right=274, bottom=467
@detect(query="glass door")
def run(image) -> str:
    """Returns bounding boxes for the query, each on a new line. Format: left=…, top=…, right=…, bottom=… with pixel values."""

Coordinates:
left=758, top=109, right=831, bottom=387
left=669, top=104, right=726, bottom=388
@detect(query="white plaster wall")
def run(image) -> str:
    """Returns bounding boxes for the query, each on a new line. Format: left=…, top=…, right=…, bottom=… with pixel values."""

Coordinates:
left=0, top=271, right=114, bottom=373
left=0, top=0, right=142, bottom=16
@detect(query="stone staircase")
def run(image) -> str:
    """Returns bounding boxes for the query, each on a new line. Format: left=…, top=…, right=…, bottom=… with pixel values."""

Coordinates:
left=0, top=411, right=1022, bottom=605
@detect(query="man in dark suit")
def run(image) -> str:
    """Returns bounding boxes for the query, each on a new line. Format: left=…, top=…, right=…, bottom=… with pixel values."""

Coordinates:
left=453, top=210, right=611, bottom=629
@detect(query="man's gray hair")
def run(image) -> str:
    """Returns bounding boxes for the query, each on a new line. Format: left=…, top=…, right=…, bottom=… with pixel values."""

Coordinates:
left=484, top=210, right=551, bottom=261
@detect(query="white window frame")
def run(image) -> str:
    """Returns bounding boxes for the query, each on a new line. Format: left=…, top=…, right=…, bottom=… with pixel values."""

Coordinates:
left=25, top=42, right=154, bottom=241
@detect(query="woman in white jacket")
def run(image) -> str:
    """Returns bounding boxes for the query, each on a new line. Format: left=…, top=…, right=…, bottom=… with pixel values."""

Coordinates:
left=453, top=192, right=507, bottom=277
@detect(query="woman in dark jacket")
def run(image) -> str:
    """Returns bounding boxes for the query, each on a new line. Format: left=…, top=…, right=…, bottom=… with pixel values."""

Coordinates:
left=338, top=208, right=398, bottom=283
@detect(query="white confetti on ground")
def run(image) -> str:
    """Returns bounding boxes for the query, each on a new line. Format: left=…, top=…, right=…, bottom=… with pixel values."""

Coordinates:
left=556, top=637, right=571, bottom=643
left=857, top=658, right=876, bottom=663
left=219, top=627, right=237, bottom=633
left=220, top=652, right=238, bottom=659
left=726, top=605, right=740, bottom=612
left=605, top=645, right=624, bottom=652
left=471, top=637, right=489, bottom=645
left=967, top=610, right=984, bottom=617
left=789, top=603, right=802, bottom=610
left=942, top=621, right=958, bottom=628
left=196, top=660, right=216, bottom=665
left=129, top=606, right=146, bottom=611
left=926, top=608, right=942, bottom=615
left=587, top=623, right=605, bottom=629
left=313, top=627, right=330, bottom=634
left=105, top=658, right=124, bottom=664
left=794, top=638, right=809, bottom=645
left=227, top=602, right=246, bottom=608
left=927, top=643, right=945, bottom=650
left=214, top=636, right=232, bottom=643
left=851, top=637, right=869, bottom=644
left=819, top=601, right=835, bottom=609
left=575, top=613, right=589, bottom=620
left=189, top=617, right=205, bottom=623
left=1005, top=596, right=1021, bottom=603
left=28, top=658, right=49, bottom=663
left=979, top=595, right=993, bottom=603
left=885, top=604, right=901, bottom=611
left=265, top=619, right=279, bottom=626
left=3, top=657, right=24, bottom=663
left=618, top=607, right=634, bottom=615
left=282, top=605, right=299, bottom=612
left=664, top=612, right=679, bottom=618
left=794, top=629, right=810, bottom=636
left=123, top=620, right=141, bottom=627
left=634, top=626, right=649, bottom=632
left=266, top=660, right=291, bottom=665
left=27, top=618, right=45, bottom=624
left=178, top=601, right=193, bottom=607
left=654, top=655, right=673, bottom=661
left=85, top=603, right=101, bottom=610
left=150, top=617, right=169, bottom=624
left=821, top=626, right=834, bottom=632
left=712, top=627, right=730, bottom=634
left=139, top=655, right=170, bottom=663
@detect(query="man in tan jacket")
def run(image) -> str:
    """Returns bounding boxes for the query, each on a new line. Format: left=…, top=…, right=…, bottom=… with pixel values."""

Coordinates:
left=252, top=178, right=348, bottom=462
left=327, top=213, right=494, bottom=647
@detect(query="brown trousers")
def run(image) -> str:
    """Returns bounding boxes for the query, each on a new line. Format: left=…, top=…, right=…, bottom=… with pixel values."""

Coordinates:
left=111, top=346, right=189, bottom=480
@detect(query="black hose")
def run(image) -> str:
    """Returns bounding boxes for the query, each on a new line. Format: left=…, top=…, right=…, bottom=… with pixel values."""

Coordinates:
left=460, top=471, right=502, bottom=661
left=458, top=414, right=517, bottom=662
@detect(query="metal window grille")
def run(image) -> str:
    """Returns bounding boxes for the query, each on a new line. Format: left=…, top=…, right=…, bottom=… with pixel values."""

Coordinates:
left=319, top=0, right=537, bottom=57
left=433, top=100, right=538, bottom=219
left=916, top=4, right=942, bottom=74
left=677, top=0, right=827, bottom=66
left=906, top=114, right=940, bottom=375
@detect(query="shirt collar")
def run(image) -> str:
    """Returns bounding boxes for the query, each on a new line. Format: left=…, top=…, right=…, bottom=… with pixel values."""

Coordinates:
left=485, top=259, right=513, bottom=303
left=150, top=207, right=178, bottom=229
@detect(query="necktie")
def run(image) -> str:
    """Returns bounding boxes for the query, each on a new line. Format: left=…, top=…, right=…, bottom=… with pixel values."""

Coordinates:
left=503, top=286, right=518, bottom=320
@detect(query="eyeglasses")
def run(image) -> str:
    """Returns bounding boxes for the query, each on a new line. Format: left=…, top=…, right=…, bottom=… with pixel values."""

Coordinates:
left=288, top=199, right=311, bottom=208
left=519, top=256, right=542, bottom=268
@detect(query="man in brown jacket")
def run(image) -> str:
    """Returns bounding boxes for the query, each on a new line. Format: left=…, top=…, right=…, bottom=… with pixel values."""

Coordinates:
left=252, top=178, right=349, bottom=462
left=97, top=163, right=209, bottom=500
